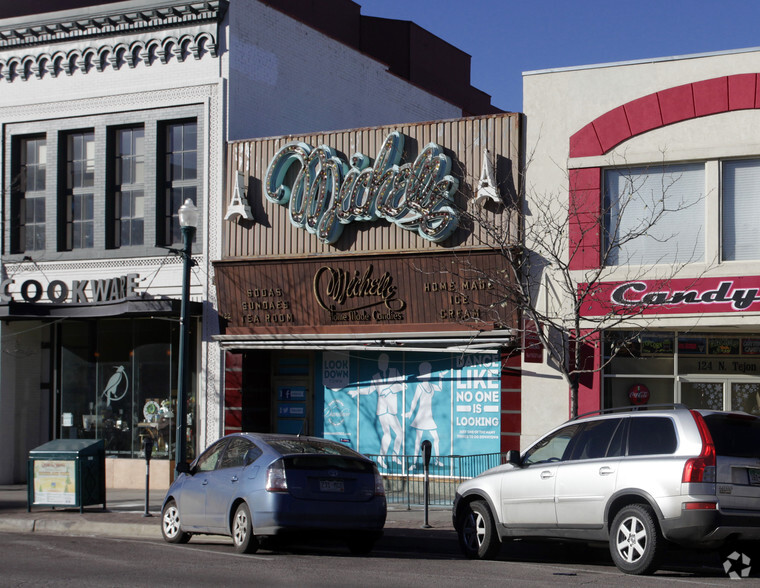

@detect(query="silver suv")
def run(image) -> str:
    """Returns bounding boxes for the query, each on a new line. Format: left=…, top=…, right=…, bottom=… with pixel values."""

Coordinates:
left=452, top=405, right=760, bottom=575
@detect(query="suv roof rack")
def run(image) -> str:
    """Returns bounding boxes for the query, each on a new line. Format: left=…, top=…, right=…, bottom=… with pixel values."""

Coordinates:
left=573, top=403, right=688, bottom=421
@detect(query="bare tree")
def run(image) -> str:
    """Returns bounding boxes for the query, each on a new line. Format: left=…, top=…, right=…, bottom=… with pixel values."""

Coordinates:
left=447, top=150, right=708, bottom=418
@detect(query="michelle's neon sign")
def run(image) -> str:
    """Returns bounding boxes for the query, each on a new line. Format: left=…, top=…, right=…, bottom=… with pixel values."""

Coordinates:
left=264, top=131, right=459, bottom=244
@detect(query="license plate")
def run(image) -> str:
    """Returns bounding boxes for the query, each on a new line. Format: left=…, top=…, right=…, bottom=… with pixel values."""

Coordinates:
left=319, top=479, right=344, bottom=493
left=749, top=468, right=760, bottom=486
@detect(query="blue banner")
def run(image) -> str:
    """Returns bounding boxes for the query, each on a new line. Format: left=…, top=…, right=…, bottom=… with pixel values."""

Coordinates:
left=319, top=351, right=501, bottom=471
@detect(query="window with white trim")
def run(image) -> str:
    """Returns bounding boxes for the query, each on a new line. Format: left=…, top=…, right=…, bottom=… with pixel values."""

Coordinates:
left=12, top=135, right=47, bottom=253
left=603, top=163, right=705, bottom=266
left=62, top=130, right=95, bottom=250
left=113, top=126, right=145, bottom=247
left=722, top=159, right=760, bottom=261
left=162, top=120, right=197, bottom=246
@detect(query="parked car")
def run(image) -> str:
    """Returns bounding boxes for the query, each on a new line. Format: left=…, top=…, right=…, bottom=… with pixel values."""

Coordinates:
left=161, top=433, right=386, bottom=554
left=452, top=405, right=760, bottom=575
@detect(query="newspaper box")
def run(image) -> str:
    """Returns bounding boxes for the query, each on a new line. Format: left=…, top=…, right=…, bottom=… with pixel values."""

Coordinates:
left=27, top=439, right=106, bottom=513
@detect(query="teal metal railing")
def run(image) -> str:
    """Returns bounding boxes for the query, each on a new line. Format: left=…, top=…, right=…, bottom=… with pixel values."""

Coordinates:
left=366, top=453, right=508, bottom=508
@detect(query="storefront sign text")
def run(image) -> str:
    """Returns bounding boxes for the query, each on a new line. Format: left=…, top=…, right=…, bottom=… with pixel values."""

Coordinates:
left=1, top=274, right=140, bottom=305
left=238, top=287, right=293, bottom=324
left=265, top=131, right=460, bottom=244
left=581, top=276, right=760, bottom=316
left=314, top=264, right=406, bottom=323
left=424, top=278, right=492, bottom=321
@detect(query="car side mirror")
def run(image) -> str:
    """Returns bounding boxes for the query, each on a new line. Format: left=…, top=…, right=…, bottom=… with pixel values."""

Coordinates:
left=176, top=461, right=191, bottom=475
left=506, top=450, right=522, bottom=467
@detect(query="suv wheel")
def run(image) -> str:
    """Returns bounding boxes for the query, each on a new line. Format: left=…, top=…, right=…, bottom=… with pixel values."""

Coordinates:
left=458, top=500, right=500, bottom=560
left=609, top=504, right=663, bottom=575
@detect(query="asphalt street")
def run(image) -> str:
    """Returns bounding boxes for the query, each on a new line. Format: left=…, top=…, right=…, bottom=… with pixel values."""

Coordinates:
left=0, top=484, right=745, bottom=582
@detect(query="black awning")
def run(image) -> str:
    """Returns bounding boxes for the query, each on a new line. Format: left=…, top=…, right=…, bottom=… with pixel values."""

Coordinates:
left=0, top=298, right=203, bottom=320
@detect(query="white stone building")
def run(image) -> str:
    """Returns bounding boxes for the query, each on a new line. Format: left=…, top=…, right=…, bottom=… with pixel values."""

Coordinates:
left=0, top=0, right=498, bottom=486
left=523, top=48, right=760, bottom=446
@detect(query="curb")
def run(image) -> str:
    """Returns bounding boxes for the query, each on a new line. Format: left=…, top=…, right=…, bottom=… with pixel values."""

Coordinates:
left=0, top=518, right=35, bottom=533
left=0, top=517, right=162, bottom=540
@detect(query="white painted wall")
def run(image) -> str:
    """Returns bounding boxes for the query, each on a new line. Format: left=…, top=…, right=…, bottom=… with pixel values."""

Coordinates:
left=226, top=0, right=461, bottom=140
left=522, top=48, right=760, bottom=445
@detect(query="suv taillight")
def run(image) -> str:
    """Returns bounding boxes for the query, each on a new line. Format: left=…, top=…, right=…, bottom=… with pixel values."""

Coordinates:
left=266, top=458, right=288, bottom=492
left=682, top=410, right=716, bottom=483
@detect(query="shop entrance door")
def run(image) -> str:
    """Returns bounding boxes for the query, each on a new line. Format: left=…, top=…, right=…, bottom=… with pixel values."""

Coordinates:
left=678, top=378, right=760, bottom=413
left=272, top=377, right=311, bottom=435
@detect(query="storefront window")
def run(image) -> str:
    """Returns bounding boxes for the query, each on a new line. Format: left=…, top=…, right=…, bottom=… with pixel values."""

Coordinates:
left=732, top=382, right=760, bottom=415
left=58, top=317, right=196, bottom=459
left=604, top=331, right=760, bottom=413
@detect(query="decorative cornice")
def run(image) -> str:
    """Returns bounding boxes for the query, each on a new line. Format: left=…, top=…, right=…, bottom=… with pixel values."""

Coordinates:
left=0, top=1, right=227, bottom=82
left=0, top=30, right=219, bottom=82
left=0, top=1, right=227, bottom=51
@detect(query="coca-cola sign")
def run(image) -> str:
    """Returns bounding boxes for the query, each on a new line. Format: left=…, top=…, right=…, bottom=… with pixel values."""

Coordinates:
left=580, top=277, right=760, bottom=316
left=628, top=383, right=650, bottom=405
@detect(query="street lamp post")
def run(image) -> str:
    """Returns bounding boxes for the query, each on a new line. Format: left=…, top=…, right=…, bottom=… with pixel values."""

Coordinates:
left=175, top=198, right=198, bottom=478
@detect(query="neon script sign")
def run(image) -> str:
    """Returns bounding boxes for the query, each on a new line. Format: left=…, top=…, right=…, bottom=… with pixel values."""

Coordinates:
left=264, top=132, right=460, bottom=244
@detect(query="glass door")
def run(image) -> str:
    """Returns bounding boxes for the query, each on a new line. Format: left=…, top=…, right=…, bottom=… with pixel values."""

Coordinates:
left=731, top=382, right=760, bottom=415
left=678, top=379, right=725, bottom=410
left=679, top=378, right=760, bottom=413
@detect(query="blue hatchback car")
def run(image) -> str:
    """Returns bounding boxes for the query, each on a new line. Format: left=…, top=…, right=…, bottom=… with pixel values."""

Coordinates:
left=161, top=433, right=387, bottom=554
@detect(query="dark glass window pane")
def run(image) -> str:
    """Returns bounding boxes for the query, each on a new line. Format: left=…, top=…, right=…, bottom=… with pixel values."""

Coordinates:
left=184, top=151, right=197, bottom=180
left=84, top=194, right=94, bottom=218
left=120, top=221, right=129, bottom=246
left=35, top=199, right=45, bottom=222
left=132, top=219, right=144, bottom=245
left=35, top=166, right=45, bottom=190
left=121, top=191, right=131, bottom=217
left=119, top=129, right=131, bottom=155
left=34, top=228, right=45, bottom=251
left=571, top=418, right=622, bottom=460
left=627, top=417, right=677, bottom=456
left=704, top=414, right=760, bottom=458
left=26, top=140, right=36, bottom=164
left=83, top=223, right=93, bottom=248
left=170, top=125, right=183, bottom=151
left=171, top=153, right=182, bottom=180
left=184, top=123, right=197, bottom=150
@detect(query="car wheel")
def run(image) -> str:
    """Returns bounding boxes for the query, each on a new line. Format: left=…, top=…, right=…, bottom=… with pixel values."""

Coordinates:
left=232, top=502, right=259, bottom=554
left=458, top=500, right=500, bottom=560
left=161, top=499, right=191, bottom=544
left=347, top=532, right=379, bottom=555
left=609, top=504, right=663, bottom=575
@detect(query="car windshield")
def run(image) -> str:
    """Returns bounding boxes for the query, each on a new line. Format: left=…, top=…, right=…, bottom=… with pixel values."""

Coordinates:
left=703, top=413, right=760, bottom=458
left=267, top=438, right=358, bottom=457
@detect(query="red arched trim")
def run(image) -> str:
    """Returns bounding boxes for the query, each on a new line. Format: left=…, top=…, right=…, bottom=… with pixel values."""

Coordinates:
left=567, top=73, right=760, bottom=271
left=569, top=74, right=758, bottom=158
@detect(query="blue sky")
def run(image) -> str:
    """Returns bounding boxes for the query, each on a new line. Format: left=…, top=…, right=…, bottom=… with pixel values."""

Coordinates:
left=358, top=0, right=760, bottom=112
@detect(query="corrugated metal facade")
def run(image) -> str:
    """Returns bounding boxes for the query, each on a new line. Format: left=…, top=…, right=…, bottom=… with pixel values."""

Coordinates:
left=223, top=113, right=521, bottom=259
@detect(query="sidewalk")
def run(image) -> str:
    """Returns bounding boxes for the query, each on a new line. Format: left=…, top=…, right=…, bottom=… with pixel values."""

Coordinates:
left=0, top=485, right=456, bottom=547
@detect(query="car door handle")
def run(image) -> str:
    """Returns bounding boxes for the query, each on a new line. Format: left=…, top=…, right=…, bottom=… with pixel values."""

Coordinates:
left=599, top=466, right=615, bottom=476
left=540, top=470, right=554, bottom=479
left=230, top=475, right=239, bottom=483
left=201, top=479, right=208, bottom=485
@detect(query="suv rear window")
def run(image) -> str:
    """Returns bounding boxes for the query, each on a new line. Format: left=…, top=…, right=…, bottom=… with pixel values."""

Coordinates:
left=627, top=417, right=677, bottom=456
left=703, top=413, right=760, bottom=458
